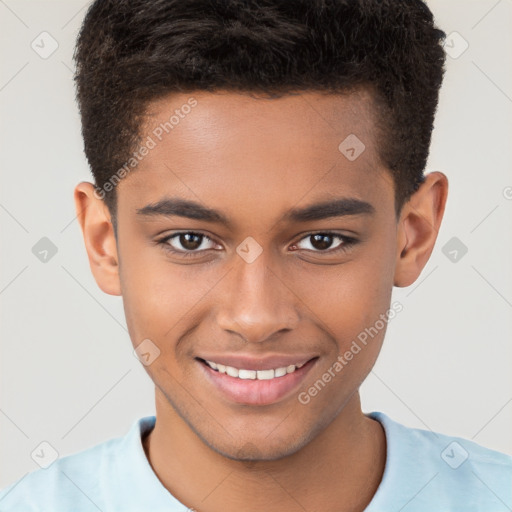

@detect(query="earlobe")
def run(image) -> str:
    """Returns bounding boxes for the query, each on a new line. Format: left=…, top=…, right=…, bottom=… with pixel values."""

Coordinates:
left=73, top=182, right=122, bottom=296
left=394, top=172, right=448, bottom=287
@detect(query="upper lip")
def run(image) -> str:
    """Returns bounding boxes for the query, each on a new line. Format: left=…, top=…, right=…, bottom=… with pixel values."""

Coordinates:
left=196, top=354, right=318, bottom=371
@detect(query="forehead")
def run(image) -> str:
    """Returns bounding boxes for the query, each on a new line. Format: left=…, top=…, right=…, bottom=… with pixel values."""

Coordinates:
left=117, top=89, right=393, bottom=227
left=143, top=88, right=379, bottom=161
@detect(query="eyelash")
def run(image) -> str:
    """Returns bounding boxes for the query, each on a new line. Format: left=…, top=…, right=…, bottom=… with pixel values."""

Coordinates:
left=156, top=231, right=358, bottom=258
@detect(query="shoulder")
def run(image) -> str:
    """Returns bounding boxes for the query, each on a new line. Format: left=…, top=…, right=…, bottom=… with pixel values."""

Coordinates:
left=0, top=416, right=154, bottom=512
left=367, top=411, right=512, bottom=511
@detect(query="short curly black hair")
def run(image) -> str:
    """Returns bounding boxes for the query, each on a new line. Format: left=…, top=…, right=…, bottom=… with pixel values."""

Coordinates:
left=73, top=0, right=446, bottom=225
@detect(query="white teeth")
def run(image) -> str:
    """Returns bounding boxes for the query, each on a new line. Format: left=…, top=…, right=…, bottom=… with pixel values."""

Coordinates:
left=274, top=367, right=287, bottom=377
left=204, top=359, right=304, bottom=380
left=226, top=366, right=239, bottom=378
left=238, top=369, right=256, bottom=380
left=257, top=369, right=275, bottom=380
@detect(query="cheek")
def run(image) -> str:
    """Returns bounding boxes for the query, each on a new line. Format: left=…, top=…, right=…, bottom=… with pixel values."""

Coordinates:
left=294, top=257, right=394, bottom=332
left=339, top=246, right=396, bottom=369
left=287, top=240, right=396, bottom=368
left=119, top=247, right=223, bottom=348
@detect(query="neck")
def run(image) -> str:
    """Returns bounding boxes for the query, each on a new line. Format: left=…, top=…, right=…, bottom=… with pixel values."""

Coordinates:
left=143, top=390, right=386, bottom=512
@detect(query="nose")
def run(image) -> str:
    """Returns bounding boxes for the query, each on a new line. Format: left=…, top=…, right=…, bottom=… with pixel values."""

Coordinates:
left=216, top=250, right=300, bottom=344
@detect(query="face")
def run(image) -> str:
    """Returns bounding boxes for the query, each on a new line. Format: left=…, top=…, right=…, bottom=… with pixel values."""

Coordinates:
left=110, top=89, right=398, bottom=460
left=77, top=88, right=448, bottom=462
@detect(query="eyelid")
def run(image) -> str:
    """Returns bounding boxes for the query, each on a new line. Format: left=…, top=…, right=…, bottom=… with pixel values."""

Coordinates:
left=291, top=231, right=357, bottom=252
left=158, top=231, right=220, bottom=253
left=157, top=230, right=357, bottom=257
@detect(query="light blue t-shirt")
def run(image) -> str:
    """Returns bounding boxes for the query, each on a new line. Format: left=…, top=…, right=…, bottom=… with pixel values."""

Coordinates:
left=1, top=411, right=511, bottom=511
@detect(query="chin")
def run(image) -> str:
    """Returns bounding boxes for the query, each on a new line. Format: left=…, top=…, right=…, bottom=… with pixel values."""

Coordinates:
left=200, top=426, right=314, bottom=463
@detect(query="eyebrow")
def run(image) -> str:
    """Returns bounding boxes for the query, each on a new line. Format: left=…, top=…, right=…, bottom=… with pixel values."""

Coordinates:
left=136, top=196, right=375, bottom=227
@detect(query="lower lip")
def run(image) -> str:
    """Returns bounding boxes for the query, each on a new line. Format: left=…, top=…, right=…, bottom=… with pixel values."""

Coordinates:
left=197, top=358, right=317, bottom=406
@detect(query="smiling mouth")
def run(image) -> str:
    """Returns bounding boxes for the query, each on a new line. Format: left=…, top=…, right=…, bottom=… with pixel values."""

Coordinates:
left=197, top=357, right=312, bottom=380
left=195, top=356, right=318, bottom=406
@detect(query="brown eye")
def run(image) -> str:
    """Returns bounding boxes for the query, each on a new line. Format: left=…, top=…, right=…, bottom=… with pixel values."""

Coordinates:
left=294, top=232, right=353, bottom=253
left=159, top=232, right=218, bottom=255
left=178, top=233, right=203, bottom=251
left=309, top=234, right=335, bottom=250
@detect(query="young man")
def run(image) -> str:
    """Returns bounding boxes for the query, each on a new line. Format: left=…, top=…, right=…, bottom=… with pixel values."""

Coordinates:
left=1, top=0, right=511, bottom=510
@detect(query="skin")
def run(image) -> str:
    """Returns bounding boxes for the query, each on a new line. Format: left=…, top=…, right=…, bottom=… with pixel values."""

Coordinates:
left=74, top=89, right=448, bottom=512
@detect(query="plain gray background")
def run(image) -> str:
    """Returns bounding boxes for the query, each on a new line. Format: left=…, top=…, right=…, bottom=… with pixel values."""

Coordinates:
left=1, top=0, right=511, bottom=488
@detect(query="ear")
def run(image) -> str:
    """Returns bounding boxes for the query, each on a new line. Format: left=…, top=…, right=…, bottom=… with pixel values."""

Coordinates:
left=74, top=182, right=121, bottom=296
left=394, top=172, right=448, bottom=287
